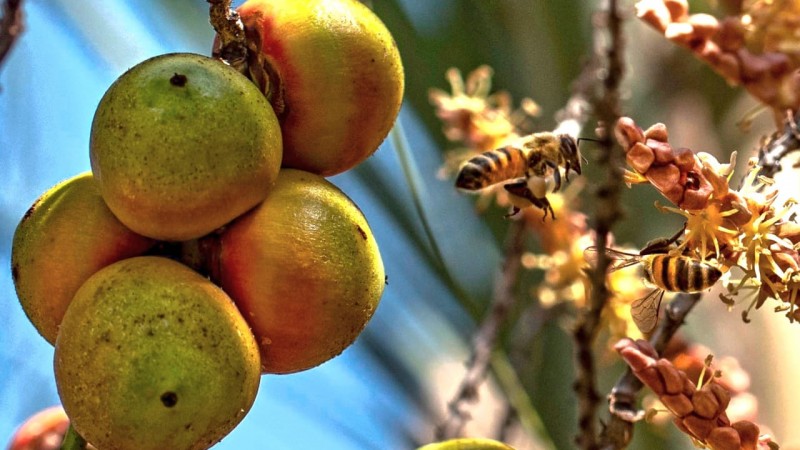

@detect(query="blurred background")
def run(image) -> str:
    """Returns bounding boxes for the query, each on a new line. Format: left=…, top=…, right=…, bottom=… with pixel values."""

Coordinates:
left=2, top=0, right=800, bottom=449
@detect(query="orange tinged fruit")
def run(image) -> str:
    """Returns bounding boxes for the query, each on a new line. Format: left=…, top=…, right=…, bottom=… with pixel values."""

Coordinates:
left=11, top=172, right=156, bottom=345
left=235, top=0, right=404, bottom=176
left=90, top=52, right=283, bottom=241
left=211, top=169, right=385, bottom=373
left=7, top=405, right=69, bottom=450
left=54, top=256, right=261, bottom=450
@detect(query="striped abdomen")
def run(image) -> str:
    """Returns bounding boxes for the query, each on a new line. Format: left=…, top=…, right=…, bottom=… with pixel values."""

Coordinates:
left=455, top=146, right=528, bottom=190
left=642, top=255, right=722, bottom=292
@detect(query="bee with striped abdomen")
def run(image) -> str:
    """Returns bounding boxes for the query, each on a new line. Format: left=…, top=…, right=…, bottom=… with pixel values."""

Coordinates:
left=455, top=132, right=581, bottom=219
left=585, top=230, right=723, bottom=333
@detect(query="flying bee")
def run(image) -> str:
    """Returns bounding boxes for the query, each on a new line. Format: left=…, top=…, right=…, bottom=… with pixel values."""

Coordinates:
left=455, top=132, right=582, bottom=220
left=585, top=230, right=723, bottom=334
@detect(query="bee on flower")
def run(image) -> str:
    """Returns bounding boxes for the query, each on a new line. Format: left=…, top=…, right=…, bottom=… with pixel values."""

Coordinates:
left=615, top=117, right=800, bottom=324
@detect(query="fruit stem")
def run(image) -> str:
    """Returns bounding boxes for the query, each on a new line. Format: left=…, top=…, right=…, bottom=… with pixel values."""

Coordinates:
left=208, top=0, right=248, bottom=74
left=0, top=0, right=25, bottom=75
left=60, top=423, right=87, bottom=450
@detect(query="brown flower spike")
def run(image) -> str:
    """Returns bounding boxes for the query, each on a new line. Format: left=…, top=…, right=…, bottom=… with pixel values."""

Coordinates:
left=616, top=338, right=776, bottom=450
left=635, top=0, right=800, bottom=116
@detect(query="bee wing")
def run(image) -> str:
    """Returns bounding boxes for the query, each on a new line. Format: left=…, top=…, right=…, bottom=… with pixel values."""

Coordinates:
left=583, top=246, right=640, bottom=272
left=631, top=289, right=665, bottom=334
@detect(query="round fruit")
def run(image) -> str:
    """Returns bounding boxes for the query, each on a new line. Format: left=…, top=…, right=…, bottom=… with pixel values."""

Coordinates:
left=417, top=438, right=516, bottom=450
left=234, top=0, right=404, bottom=176
left=11, top=172, right=156, bottom=345
left=211, top=169, right=385, bottom=374
left=90, top=52, right=283, bottom=241
left=54, top=256, right=261, bottom=450
left=7, top=405, right=69, bottom=450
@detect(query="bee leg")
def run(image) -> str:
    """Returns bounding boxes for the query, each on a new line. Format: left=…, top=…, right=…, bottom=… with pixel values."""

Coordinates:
left=504, top=207, right=521, bottom=218
left=546, top=161, right=562, bottom=192
left=532, top=197, right=555, bottom=221
left=503, top=181, right=556, bottom=221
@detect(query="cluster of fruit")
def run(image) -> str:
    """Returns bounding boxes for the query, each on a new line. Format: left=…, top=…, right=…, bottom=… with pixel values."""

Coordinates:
left=9, top=0, right=403, bottom=449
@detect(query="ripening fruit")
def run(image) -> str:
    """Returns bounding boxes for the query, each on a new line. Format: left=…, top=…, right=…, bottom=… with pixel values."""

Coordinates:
left=54, top=256, right=261, bottom=450
left=90, top=52, right=283, bottom=241
left=210, top=169, right=385, bottom=373
left=7, top=405, right=69, bottom=450
left=11, top=172, right=156, bottom=345
left=417, top=438, right=517, bottom=450
left=233, top=0, right=404, bottom=176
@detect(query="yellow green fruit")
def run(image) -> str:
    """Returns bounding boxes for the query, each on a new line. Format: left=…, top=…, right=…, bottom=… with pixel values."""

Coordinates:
left=90, top=52, right=283, bottom=241
left=11, top=172, right=156, bottom=345
left=54, top=256, right=261, bottom=450
left=236, top=0, right=404, bottom=176
left=417, top=438, right=517, bottom=450
left=212, top=169, right=385, bottom=373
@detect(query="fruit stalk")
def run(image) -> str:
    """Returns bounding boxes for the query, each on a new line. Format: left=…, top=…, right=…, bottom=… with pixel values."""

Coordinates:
left=0, top=0, right=24, bottom=74
left=60, top=424, right=86, bottom=450
left=208, top=0, right=248, bottom=73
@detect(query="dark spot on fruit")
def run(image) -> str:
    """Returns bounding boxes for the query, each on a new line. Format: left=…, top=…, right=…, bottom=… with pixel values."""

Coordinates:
left=11, top=263, right=19, bottom=282
left=356, top=225, right=367, bottom=240
left=160, top=391, right=178, bottom=408
left=170, top=73, right=188, bottom=87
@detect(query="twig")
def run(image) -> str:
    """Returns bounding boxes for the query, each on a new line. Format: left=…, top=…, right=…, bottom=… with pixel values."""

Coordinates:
left=554, top=52, right=600, bottom=137
left=435, top=218, right=526, bottom=440
left=0, top=0, right=23, bottom=75
left=208, top=0, right=248, bottom=74
left=573, top=1, right=626, bottom=449
left=600, top=293, right=701, bottom=449
left=757, top=110, right=800, bottom=179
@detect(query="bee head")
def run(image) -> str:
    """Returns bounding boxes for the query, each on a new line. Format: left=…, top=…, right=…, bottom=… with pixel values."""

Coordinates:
left=558, top=134, right=582, bottom=175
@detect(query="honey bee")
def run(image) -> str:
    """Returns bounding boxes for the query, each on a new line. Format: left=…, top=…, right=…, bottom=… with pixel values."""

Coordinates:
left=455, top=132, right=582, bottom=219
left=585, top=230, right=723, bottom=333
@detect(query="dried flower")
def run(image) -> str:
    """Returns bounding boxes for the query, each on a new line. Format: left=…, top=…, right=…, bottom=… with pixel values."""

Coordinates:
left=635, top=0, right=800, bottom=116
left=616, top=338, right=776, bottom=450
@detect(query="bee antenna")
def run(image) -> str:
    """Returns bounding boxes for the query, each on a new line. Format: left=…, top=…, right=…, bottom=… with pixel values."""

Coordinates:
left=576, top=137, right=602, bottom=145
left=575, top=137, right=600, bottom=165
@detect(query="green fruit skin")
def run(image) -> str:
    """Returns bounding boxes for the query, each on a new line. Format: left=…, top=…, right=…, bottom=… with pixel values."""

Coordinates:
left=54, top=256, right=261, bottom=450
left=11, top=172, right=156, bottom=345
left=416, top=438, right=517, bottom=450
left=90, top=52, right=283, bottom=241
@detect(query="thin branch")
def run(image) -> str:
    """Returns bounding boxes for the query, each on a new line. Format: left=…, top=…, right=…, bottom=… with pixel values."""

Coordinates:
left=758, top=110, right=800, bottom=179
left=0, top=0, right=23, bottom=75
left=208, top=0, right=248, bottom=73
left=573, top=1, right=626, bottom=449
left=435, top=218, right=526, bottom=440
left=600, top=293, right=701, bottom=449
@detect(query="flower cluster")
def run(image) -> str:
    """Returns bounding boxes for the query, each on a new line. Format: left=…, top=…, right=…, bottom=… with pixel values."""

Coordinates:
left=520, top=191, right=652, bottom=343
left=429, top=66, right=543, bottom=212
left=615, top=117, right=800, bottom=322
left=635, top=0, right=800, bottom=115
left=431, top=67, right=650, bottom=343
left=428, top=65, right=538, bottom=156
left=665, top=338, right=759, bottom=426
left=616, top=338, right=776, bottom=450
